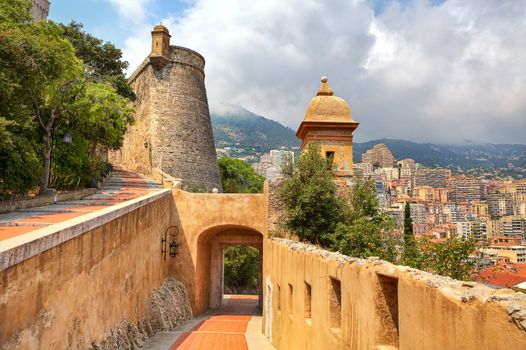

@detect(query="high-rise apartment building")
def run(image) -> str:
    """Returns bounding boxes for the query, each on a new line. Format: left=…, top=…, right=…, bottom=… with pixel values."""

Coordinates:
left=31, top=0, right=50, bottom=21
left=252, top=150, right=294, bottom=181
left=443, top=203, right=465, bottom=223
left=488, top=192, right=514, bottom=218
left=413, top=168, right=450, bottom=189
left=410, top=203, right=427, bottom=225
left=487, top=217, right=526, bottom=238
left=450, top=176, right=483, bottom=202
left=361, top=144, right=395, bottom=168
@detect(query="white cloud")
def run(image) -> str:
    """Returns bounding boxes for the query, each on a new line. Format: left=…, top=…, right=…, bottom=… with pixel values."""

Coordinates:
left=120, top=0, right=526, bottom=144
left=107, top=0, right=152, bottom=22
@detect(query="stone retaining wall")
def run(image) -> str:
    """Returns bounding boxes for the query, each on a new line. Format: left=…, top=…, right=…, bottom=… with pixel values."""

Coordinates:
left=0, top=188, right=97, bottom=214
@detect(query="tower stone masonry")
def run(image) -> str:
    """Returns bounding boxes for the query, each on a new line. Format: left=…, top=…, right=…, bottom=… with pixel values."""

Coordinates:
left=110, top=24, right=222, bottom=191
left=31, top=0, right=50, bottom=21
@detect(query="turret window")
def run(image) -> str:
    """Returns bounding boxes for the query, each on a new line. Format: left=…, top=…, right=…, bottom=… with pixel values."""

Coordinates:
left=325, top=151, right=335, bottom=169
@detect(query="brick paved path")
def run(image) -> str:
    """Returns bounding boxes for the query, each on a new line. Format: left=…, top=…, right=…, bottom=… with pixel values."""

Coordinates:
left=170, top=295, right=258, bottom=350
left=144, top=295, right=274, bottom=350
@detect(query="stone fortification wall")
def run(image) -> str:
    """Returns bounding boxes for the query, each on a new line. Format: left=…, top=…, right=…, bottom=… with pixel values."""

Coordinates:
left=263, top=238, right=526, bottom=350
left=0, top=191, right=192, bottom=349
left=111, top=45, right=222, bottom=192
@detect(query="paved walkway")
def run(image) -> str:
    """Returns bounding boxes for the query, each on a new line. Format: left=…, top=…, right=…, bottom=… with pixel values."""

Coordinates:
left=0, top=170, right=163, bottom=242
left=143, top=295, right=275, bottom=350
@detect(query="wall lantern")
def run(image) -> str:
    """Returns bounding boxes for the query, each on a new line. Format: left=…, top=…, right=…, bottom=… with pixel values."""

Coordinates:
left=162, top=226, right=179, bottom=260
left=169, top=240, right=179, bottom=257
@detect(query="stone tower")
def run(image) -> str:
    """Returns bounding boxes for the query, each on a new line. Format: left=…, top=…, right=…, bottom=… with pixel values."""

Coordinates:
left=296, top=77, right=359, bottom=179
left=111, top=24, right=222, bottom=191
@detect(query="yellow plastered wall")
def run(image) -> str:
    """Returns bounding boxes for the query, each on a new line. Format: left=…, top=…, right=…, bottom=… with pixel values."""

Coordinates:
left=262, top=238, right=526, bottom=350
left=318, top=141, right=353, bottom=175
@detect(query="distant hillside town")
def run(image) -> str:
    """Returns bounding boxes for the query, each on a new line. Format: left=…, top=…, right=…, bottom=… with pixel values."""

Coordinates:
left=252, top=142, right=526, bottom=289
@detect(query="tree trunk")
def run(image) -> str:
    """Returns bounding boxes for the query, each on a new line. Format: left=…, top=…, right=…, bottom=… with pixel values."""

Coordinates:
left=39, top=128, right=52, bottom=195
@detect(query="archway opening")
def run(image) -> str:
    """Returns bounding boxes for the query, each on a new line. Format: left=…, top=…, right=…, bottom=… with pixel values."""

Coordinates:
left=195, top=225, right=263, bottom=314
left=223, top=245, right=260, bottom=296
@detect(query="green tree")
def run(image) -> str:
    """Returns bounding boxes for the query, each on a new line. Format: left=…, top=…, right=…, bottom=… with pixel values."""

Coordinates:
left=0, top=1, right=43, bottom=198
left=0, top=0, right=31, bottom=25
left=326, top=177, right=398, bottom=262
left=416, top=235, right=478, bottom=281
left=0, top=2, right=134, bottom=195
left=277, top=143, right=347, bottom=245
left=72, top=81, right=134, bottom=154
left=402, top=202, right=418, bottom=267
left=223, top=246, right=260, bottom=292
left=218, top=157, right=264, bottom=193
left=59, top=22, right=135, bottom=100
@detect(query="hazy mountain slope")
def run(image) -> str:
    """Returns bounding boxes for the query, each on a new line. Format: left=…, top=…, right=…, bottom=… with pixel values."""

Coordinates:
left=352, top=139, right=526, bottom=168
left=210, top=103, right=299, bottom=153
left=210, top=104, right=525, bottom=172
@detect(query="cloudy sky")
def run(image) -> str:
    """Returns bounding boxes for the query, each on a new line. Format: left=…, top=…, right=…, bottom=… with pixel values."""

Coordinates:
left=50, top=0, right=526, bottom=145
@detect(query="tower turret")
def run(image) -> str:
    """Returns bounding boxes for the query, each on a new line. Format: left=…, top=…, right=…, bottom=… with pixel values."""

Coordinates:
left=296, top=77, right=359, bottom=179
left=150, top=23, right=171, bottom=68
left=111, top=24, right=222, bottom=192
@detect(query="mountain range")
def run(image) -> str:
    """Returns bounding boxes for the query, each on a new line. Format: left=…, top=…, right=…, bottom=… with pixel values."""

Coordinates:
left=210, top=103, right=526, bottom=175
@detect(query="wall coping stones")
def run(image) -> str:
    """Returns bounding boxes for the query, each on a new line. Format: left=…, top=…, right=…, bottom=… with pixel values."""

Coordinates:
left=0, top=189, right=172, bottom=272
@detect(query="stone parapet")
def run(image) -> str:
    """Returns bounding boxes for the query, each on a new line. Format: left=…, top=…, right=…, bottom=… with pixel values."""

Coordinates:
left=0, top=189, right=171, bottom=272
left=263, top=238, right=526, bottom=350
left=0, top=189, right=184, bottom=349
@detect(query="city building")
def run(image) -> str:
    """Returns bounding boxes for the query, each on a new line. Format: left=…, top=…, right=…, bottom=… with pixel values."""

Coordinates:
left=443, top=203, right=465, bottom=223
left=361, top=143, right=395, bottom=168
left=410, top=203, right=426, bottom=225
left=456, top=221, right=486, bottom=240
left=488, top=192, right=514, bottom=218
left=413, top=168, right=450, bottom=189
left=450, top=176, right=483, bottom=203
left=471, top=201, right=490, bottom=220
left=413, top=186, right=434, bottom=202
left=487, top=246, right=526, bottom=264
left=252, top=150, right=294, bottom=181
left=487, top=217, right=526, bottom=238
left=31, top=0, right=50, bottom=21
left=429, top=224, right=457, bottom=239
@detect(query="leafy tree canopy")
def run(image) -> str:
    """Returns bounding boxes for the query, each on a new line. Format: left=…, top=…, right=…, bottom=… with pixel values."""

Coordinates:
left=277, top=143, right=347, bottom=245
left=413, top=235, right=478, bottom=281
left=224, top=246, right=260, bottom=290
left=218, top=157, right=265, bottom=193
left=0, top=0, right=134, bottom=197
left=59, top=22, right=135, bottom=100
left=326, top=177, right=398, bottom=262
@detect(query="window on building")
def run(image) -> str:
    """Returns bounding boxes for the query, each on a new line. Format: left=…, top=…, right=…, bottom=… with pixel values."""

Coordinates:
left=325, top=151, right=335, bottom=170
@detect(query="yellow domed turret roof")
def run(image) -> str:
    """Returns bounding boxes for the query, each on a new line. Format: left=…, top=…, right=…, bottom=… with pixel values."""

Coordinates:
left=303, top=77, right=353, bottom=122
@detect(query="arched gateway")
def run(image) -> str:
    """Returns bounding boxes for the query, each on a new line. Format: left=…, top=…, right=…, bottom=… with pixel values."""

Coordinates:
left=169, top=186, right=268, bottom=315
